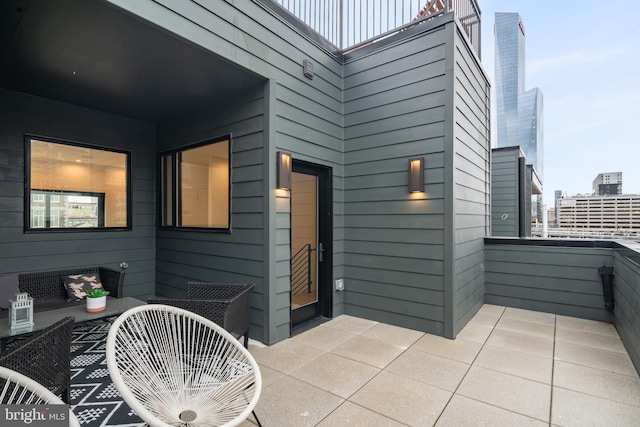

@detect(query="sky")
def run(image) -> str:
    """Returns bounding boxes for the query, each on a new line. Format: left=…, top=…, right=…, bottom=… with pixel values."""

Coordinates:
left=479, top=0, right=640, bottom=205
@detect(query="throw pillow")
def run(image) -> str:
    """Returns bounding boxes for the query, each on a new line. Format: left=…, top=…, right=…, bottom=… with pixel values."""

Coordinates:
left=64, top=274, right=104, bottom=301
left=0, top=273, right=21, bottom=309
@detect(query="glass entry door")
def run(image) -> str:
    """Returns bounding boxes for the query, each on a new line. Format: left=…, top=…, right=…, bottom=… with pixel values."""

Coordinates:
left=290, top=161, right=332, bottom=329
left=290, top=172, right=318, bottom=313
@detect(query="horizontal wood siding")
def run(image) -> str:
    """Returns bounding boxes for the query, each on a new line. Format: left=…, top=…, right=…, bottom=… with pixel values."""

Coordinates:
left=485, top=243, right=614, bottom=322
left=0, top=89, right=156, bottom=298
left=451, top=25, right=490, bottom=336
left=156, top=86, right=267, bottom=340
left=491, top=149, right=519, bottom=236
left=110, top=0, right=344, bottom=343
left=524, top=166, right=533, bottom=236
left=613, top=249, right=640, bottom=374
left=343, top=25, right=448, bottom=335
left=274, top=191, right=291, bottom=341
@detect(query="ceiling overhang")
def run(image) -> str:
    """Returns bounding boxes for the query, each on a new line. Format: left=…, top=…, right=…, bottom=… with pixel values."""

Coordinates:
left=0, top=0, right=265, bottom=123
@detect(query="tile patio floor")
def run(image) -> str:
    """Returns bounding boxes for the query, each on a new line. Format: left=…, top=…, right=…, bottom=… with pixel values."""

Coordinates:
left=244, top=304, right=640, bottom=426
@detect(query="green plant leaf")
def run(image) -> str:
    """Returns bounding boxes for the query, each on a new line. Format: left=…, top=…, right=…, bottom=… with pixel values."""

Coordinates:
left=86, top=288, right=110, bottom=298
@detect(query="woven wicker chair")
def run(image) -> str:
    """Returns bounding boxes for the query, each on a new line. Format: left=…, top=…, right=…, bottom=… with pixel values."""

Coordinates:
left=0, top=317, right=74, bottom=403
left=106, top=304, right=262, bottom=427
left=148, top=282, right=255, bottom=348
left=0, top=366, right=80, bottom=426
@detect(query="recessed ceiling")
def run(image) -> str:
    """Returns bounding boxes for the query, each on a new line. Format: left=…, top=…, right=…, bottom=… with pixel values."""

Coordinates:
left=0, top=0, right=265, bottom=123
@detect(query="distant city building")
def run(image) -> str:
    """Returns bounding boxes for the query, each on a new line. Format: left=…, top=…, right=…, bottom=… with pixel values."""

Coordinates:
left=494, top=12, right=544, bottom=221
left=549, top=173, right=637, bottom=237
left=553, top=190, right=566, bottom=227
left=30, top=192, right=102, bottom=228
left=554, top=194, right=640, bottom=235
left=548, top=206, right=556, bottom=226
left=592, top=172, right=622, bottom=196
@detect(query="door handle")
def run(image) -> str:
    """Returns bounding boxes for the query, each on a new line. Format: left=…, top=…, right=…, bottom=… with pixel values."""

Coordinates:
left=318, top=242, right=324, bottom=262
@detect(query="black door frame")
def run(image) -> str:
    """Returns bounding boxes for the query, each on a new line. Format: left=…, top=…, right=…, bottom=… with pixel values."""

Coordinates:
left=290, top=160, right=333, bottom=329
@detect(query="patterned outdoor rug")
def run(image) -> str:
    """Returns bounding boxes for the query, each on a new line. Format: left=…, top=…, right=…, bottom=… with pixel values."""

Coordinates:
left=70, top=318, right=144, bottom=426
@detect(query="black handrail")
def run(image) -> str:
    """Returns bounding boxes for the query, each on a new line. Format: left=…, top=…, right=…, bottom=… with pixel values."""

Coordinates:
left=291, top=243, right=314, bottom=296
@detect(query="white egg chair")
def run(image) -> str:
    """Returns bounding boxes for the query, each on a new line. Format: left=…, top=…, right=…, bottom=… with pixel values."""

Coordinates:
left=0, top=366, right=80, bottom=427
left=106, top=304, right=261, bottom=427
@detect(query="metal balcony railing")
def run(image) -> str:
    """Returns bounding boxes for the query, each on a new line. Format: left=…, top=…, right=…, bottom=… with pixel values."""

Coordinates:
left=269, top=0, right=481, bottom=57
left=291, top=243, right=314, bottom=296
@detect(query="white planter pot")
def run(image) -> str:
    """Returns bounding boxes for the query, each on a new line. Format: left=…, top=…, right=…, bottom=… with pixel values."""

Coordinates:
left=86, top=296, right=107, bottom=313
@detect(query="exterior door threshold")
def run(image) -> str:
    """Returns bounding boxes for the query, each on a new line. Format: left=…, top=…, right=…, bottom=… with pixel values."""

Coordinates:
left=291, top=316, right=330, bottom=337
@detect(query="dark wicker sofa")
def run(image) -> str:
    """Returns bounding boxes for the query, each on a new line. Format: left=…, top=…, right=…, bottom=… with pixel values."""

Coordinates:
left=1, top=266, right=125, bottom=317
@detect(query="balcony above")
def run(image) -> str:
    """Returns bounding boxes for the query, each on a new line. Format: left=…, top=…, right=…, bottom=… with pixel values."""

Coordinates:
left=263, top=0, right=481, bottom=58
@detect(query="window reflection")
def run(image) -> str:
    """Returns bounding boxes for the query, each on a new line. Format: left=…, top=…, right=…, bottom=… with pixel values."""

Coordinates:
left=27, top=138, right=129, bottom=231
left=161, top=136, right=231, bottom=230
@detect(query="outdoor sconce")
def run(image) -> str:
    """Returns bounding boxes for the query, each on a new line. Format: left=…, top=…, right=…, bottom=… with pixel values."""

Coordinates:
left=9, top=292, right=34, bottom=334
left=408, top=157, right=424, bottom=193
left=277, top=151, right=292, bottom=190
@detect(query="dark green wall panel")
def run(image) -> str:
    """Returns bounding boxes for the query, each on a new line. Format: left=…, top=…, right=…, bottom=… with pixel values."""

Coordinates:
left=491, top=148, right=520, bottom=236
left=613, top=249, right=640, bottom=374
left=450, top=25, right=490, bottom=337
left=156, top=86, right=267, bottom=340
left=485, top=243, right=614, bottom=322
left=0, top=88, right=156, bottom=299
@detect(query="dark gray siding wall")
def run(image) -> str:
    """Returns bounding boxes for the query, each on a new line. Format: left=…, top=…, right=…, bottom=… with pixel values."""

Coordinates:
left=485, top=241, right=614, bottom=322
left=0, top=89, right=156, bottom=298
left=155, top=86, right=267, bottom=339
left=613, top=248, right=640, bottom=373
left=491, top=148, right=520, bottom=236
left=342, top=23, right=449, bottom=335
left=449, top=25, right=490, bottom=337
left=524, top=165, right=533, bottom=236
left=272, top=41, right=344, bottom=331
left=110, top=0, right=343, bottom=343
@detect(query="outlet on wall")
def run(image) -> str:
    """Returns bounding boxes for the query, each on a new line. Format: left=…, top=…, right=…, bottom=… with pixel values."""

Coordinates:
left=335, top=278, right=344, bottom=291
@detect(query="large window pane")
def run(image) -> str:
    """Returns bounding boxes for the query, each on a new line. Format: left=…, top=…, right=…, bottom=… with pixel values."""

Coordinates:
left=26, top=138, right=130, bottom=231
left=161, top=136, right=231, bottom=231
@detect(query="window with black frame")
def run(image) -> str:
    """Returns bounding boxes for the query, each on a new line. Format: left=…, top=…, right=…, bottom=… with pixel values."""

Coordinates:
left=25, top=137, right=130, bottom=231
left=161, top=136, right=231, bottom=231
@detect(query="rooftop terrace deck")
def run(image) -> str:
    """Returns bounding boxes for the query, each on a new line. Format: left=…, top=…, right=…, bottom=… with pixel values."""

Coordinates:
left=247, top=304, right=640, bottom=426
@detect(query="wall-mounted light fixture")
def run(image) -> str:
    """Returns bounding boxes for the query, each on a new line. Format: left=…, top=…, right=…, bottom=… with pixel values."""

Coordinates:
left=277, top=151, right=292, bottom=190
left=408, top=157, right=424, bottom=193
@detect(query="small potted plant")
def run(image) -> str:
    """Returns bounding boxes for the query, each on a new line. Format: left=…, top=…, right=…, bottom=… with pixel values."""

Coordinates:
left=85, top=288, right=110, bottom=313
